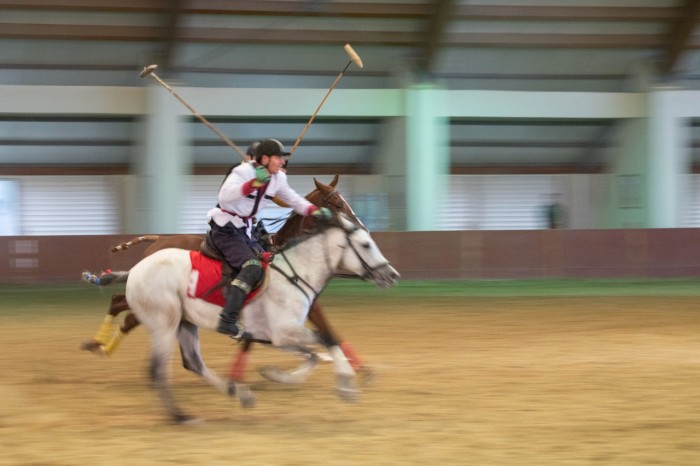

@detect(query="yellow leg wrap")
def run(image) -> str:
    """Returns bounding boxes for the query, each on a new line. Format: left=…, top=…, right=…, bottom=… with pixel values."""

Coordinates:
left=93, top=315, right=116, bottom=345
left=102, top=328, right=126, bottom=356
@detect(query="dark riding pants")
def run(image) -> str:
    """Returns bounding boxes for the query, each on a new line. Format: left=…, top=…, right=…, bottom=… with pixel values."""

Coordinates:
left=209, top=222, right=264, bottom=270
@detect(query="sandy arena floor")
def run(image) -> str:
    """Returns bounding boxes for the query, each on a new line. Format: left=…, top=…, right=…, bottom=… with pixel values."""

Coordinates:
left=1, top=293, right=700, bottom=465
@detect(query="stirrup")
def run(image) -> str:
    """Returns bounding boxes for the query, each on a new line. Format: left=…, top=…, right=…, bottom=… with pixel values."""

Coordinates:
left=228, top=322, right=247, bottom=340
left=218, top=320, right=248, bottom=340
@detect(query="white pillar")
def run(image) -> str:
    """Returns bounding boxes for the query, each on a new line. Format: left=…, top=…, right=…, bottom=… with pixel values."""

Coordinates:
left=607, top=88, right=691, bottom=228
left=647, top=89, right=691, bottom=227
left=373, top=116, right=408, bottom=230
left=131, top=86, right=191, bottom=234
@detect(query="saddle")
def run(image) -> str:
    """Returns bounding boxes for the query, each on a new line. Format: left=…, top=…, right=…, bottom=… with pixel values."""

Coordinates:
left=187, top=232, right=270, bottom=307
left=200, top=232, right=234, bottom=278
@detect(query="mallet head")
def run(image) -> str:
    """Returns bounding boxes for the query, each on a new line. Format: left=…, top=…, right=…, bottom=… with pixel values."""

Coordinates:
left=139, top=64, right=158, bottom=78
left=343, top=44, right=363, bottom=69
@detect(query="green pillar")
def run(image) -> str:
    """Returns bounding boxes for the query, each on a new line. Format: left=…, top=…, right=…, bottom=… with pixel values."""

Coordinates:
left=405, top=84, right=449, bottom=231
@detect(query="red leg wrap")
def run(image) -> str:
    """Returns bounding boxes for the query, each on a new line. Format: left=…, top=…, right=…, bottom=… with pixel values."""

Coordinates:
left=229, top=350, right=249, bottom=382
left=340, top=341, right=364, bottom=371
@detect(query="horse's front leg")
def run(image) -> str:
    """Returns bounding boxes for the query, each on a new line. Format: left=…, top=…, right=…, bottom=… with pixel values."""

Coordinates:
left=272, top=324, right=358, bottom=401
left=229, top=339, right=254, bottom=382
left=309, top=300, right=373, bottom=380
left=257, top=322, right=323, bottom=384
left=258, top=348, right=320, bottom=385
left=327, top=344, right=359, bottom=402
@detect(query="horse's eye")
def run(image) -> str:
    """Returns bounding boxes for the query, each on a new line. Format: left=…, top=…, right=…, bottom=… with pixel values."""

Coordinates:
left=362, top=242, right=371, bottom=249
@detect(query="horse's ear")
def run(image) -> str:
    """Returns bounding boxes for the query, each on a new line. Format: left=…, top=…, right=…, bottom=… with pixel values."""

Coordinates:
left=330, top=174, right=339, bottom=188
left=313, top=177, right=326, bottom=193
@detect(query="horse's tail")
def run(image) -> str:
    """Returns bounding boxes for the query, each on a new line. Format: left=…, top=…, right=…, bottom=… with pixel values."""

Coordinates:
left=111, top=235, right=161, bottom=253
left=82, top=270, right=129, bottom=286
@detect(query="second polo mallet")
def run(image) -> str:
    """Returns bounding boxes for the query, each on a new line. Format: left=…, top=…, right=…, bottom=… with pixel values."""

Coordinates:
left=288, top=44, right=364, bottom=156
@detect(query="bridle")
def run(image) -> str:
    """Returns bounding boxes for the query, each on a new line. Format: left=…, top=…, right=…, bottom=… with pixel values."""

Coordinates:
left=269, top=216, right=389, bottom=304
left=259, top=187, right=352, bottom=242
left=320, top=189, right=345, bottom=211
left=320, top=189, right=368, bottom=232
left=337, top=223, right=390, bottom=281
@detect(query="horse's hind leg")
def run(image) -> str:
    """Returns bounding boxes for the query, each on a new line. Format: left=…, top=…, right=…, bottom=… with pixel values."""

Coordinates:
left=149, top=327, right=193, bottom=424
left=176, top=321, right=255, bottom=409
left=177, top=322, right=255, bottom=408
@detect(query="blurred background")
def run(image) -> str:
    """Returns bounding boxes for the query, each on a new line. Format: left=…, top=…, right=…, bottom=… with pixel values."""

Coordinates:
left=4, top=5, right=700, bottom=462
left=4, top=0, right=700, bottom=281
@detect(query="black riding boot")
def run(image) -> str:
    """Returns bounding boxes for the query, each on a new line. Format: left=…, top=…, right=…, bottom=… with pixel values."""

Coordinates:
left=216, top=261, right=263, bottom=339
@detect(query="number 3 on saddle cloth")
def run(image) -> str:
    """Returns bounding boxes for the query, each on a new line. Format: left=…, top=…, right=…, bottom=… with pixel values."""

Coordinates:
left=186, top=251, right=272, bottom=306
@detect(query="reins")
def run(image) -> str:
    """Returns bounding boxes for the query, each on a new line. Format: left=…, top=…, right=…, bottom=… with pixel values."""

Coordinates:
left=268, top=216, right=389, bottom=304
left=252, top=185, right=377, bottom=301
left=269, top=250, right=323, bottom=304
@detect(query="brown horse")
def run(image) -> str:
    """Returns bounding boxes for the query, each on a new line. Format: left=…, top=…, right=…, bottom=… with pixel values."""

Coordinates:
left=81, top=175, right=370, bottom=380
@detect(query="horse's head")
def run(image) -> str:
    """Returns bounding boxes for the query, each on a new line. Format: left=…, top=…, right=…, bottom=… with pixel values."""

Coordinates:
left=332, top=213, right=399, bottom=288
left=310, top=176, right=367, bottom=231
left=274, top=175, right=367, bottom=248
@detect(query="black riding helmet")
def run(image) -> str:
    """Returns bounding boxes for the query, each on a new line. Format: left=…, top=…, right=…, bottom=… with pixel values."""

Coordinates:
left=246, top=141, right=261, bottom=160
left=254, top=139, right=291, bottom=167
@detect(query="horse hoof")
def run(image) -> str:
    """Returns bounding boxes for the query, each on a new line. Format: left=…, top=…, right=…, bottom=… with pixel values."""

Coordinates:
left=258, top=366, right=304, bottom=384
left=336, top=375, right=359, bottom=403
left=236, top=384, right=256, bottom=409
left=240, top=396, right=255, bottom=409
left=358, top=365, right=376, bottom=384
left=337, top=387, right=360, bottom=403
left=80, top=341, right=106, bottom=356
left=174, top=414, right=202, bottom=425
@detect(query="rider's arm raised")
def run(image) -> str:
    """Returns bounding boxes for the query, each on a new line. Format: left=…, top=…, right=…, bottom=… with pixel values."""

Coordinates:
left=218, top=164, right=256, bottom=208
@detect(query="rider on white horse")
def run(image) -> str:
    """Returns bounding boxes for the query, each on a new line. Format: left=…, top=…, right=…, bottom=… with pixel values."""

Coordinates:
left=207, top=138, right=331, bottom=339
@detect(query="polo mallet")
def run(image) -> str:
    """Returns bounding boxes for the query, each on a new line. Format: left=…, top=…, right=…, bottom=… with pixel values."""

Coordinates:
left=288, top=44, right=364, bottom=156
left=139, top=64, right=247, bottom=161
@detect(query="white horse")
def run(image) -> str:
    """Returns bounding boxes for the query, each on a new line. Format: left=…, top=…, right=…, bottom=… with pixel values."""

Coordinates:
left=124, top=213, right=399, bottom=423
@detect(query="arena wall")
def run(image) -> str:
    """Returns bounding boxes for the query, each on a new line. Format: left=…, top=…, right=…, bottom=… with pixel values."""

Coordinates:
left=2, top=229, right=700, bottom=284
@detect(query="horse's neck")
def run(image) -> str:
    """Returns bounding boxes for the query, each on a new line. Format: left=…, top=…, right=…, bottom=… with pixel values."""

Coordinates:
left=275, top=227, right=343, bottom=289
left=274, top=190, right=321, bottom=246
left=275, top=214, right=310, bottom=246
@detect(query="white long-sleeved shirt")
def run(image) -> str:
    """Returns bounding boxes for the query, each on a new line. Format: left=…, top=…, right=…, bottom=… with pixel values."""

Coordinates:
left=207, top=162, right=314, bottom=235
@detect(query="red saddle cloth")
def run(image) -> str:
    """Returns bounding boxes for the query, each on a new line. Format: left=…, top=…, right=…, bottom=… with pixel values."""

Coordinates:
left=187, top=251, right=271, bottom=307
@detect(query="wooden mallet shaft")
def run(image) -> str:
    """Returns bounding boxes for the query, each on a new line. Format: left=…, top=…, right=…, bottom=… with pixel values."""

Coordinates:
left=139, top=65, right=247, bottom=161
left=289, top=44, right=364, bottom=156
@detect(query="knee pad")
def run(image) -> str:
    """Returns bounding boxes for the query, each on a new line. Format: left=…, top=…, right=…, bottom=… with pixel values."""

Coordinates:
left=234, top=260, right=264, bottom=290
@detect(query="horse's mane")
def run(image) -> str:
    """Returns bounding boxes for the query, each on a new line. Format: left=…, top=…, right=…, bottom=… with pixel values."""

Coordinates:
left=269, top=175, right=362, bottom=251
left=273, top=189, right=321, bottom=246
left=276, top=216, right=340, bottom=252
